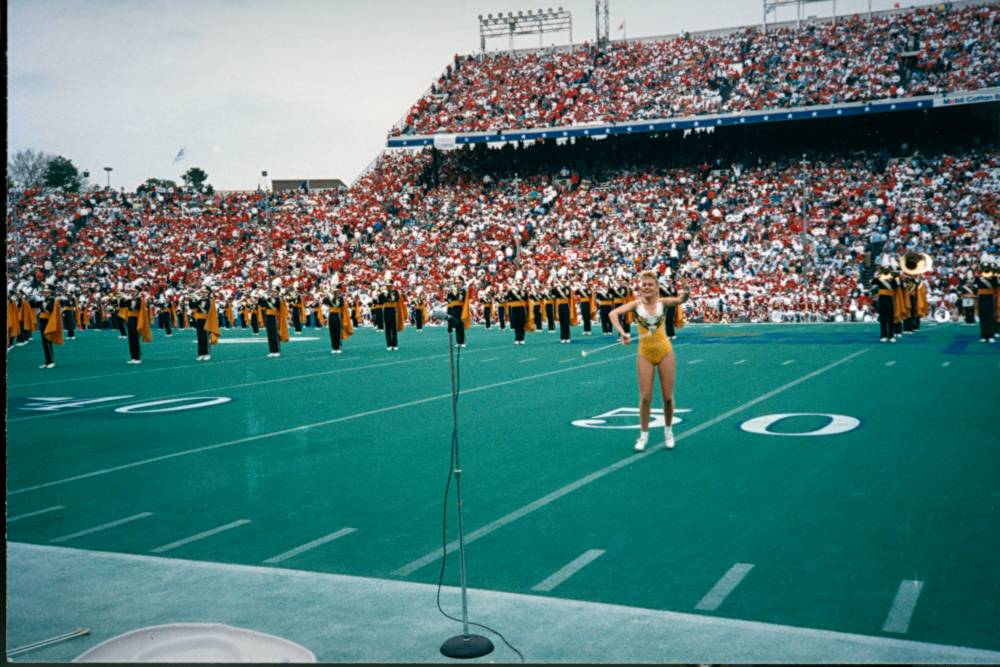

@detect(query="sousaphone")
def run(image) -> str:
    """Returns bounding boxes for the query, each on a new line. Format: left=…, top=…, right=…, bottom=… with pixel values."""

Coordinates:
left=900, top=252, right=933, bottom=276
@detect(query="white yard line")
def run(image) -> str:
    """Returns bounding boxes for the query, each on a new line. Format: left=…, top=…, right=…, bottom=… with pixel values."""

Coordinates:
left=151, top=520, right=252, bottom=554
left=8, top=505, right=65, bottom=522
left=695, top=564, right=754, bottom=611
left=392, top=349, right=869, bottom=576
left=10, top=344, right=512, bottom=423
left=10, top=354, right=629, bottom=496
left=263, top=528, right=357, bottom=564
left=49, top=512, right=153, bottom=543
left=531, top=550, right=605, bottom=592
left=882, top=580, right=924, bottom=634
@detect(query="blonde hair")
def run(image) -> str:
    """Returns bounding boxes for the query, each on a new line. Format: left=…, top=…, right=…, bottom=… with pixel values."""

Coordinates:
left=637, top=270, right=658, bottom=283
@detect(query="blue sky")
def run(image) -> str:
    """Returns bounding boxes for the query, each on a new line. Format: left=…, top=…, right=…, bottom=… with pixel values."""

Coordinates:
left=7, top=0, right=939, bottom=191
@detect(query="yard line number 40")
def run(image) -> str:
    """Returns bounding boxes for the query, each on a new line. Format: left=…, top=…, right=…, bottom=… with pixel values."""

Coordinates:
left=20, top=396, right=231, bottom=414
left=572, top=407, right=860, bottom=437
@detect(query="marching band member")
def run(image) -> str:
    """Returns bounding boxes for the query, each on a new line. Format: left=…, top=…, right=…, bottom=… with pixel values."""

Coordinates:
left=872, top=264, right=899, bottom=342
left=544, top=275, right=556, bottom=333
left=60, top=284, right=78, bottom=340
left=289, top=285, right=305, bottom=335
left=552, top=268, right=577, bottom=344
left=410, top=287, right=428, bottom=331
left=190, top=284, right=221, bottom=361
left=371, top=282, right=385, bottom=330
left=7, top=289, right=23, bottom=350
left=613, top=273, right=633, bottom=337
left=351, top=292, right=362, bottom=329
left=382, top=278, right=406, bottom=351
left=156, top=289, right=174, bottom=336
left=32, top=282, right=64, bottom=368
left=610, top=270, right=690, bottom=452
left=505, top=271, right=532, bottom=345
left=959, top=273, right=977, bottom=325
left=480, top=285, right=494, bottom=329
left=596, top=276, right=615, bottom=335
left=259, top=280, right=289, bottom=357
left=531, top=279, right=546, bottom=332
left=496, top=282, right=508, bottom=330
left=659, top=273, right=683, bottom=339
left=120, top=281, right=152, bottom=364
left=977, top=261, right=997, bottom=343
left=322, top=278, right=353, bottom=353
left=446, top=269, right=471, bottom=348
left=575, top=276, right=595, bottom=336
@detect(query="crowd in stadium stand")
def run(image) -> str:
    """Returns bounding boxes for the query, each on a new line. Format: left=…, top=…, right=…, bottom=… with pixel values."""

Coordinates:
left=395, top=3, right=1000, bottom=135
left=7, top=145, right=999, bottom=325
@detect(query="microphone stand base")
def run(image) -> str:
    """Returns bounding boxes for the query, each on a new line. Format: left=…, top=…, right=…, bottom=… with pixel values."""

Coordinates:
left=440, top=634, right=494, bottom=659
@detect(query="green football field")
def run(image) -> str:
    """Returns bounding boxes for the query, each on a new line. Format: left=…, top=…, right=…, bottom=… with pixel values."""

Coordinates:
left=6, top=321, right=1000, bottom=662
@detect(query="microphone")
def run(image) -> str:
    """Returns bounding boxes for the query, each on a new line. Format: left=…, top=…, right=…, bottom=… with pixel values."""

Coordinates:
left=432, top=307, right=461, bottom=323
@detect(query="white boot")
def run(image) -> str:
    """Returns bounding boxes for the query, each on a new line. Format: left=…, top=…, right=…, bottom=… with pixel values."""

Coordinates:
left=634, top=430, right=649, bottom=452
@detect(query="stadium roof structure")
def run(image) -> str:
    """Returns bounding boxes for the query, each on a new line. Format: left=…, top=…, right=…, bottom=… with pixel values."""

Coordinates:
left=386, top=86, right=1000, bottom=149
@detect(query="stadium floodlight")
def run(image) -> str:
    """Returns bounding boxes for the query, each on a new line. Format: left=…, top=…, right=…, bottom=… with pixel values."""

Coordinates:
left=478, top=5, right=573, bottom=52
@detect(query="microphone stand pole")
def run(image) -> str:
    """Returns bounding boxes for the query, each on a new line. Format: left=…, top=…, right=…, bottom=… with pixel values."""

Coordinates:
left=440, top=317, right=494, bottom=660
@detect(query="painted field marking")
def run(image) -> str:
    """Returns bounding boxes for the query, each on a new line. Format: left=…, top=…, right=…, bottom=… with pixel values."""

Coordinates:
left=10, top=343, right=513, bottom=423
left=518, top=358, right=538, bottom=363
left=688, top=359, right=703, bottom=365
left=8, top=505, right=64, bottom=522
left=214, top=337, right=318, bottom=344
left=480, top=358, right=500, bottom=363
left=695, top=563, right=754, bottom=611
left=558, top=358, right=575, bottom=364
left=50, top=512, right=153, bottom=544
left=10, top=354, right=629, bottom=496
left=883, top=580, right=924, bottom=634
left=781, top=359, right=796, bottom=366
left=392, top=348, right=869, bottom=577
left=531, top=549, right=605, bottom=592
left=733, top=359, right=747, bottom=365
left=263, top=528, right=357, bottom=564
left=941, top=361, right=951, bottom=367
left=151, top=519, right=251, bottom=554
left=885, top=361, right=896, bottom=367
left=7, top=338, right=381, bottom=389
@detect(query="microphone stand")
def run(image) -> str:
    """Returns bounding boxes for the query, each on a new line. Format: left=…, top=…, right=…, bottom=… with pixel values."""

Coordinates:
left=440, top=314, right=494, bottom=660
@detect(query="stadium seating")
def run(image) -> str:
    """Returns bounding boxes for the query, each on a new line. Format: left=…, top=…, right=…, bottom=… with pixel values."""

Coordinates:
left=7, top=147, right=998, bottom=323
left=395, top=4, right=1000, bottom=136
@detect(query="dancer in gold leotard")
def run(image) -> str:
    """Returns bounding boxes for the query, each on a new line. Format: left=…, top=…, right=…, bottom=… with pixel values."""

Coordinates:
left=610, top=270, right=690, bottom=452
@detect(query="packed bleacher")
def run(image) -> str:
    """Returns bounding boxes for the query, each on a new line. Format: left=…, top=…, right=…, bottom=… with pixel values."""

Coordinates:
left=395, top=3, right=1000, bottom=136
left=7, top=143, right=999, bottom=324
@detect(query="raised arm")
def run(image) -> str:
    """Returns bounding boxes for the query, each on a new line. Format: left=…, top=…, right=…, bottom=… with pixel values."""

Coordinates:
left=658, top=291, right=690, bottom=308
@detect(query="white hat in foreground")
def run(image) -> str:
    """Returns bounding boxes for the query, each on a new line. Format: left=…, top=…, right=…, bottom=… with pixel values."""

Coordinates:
left=73, top=623, right=315, bottom=663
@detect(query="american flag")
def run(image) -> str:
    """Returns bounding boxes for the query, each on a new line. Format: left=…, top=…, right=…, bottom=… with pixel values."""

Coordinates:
left=172, top=148, right=186, bottom=164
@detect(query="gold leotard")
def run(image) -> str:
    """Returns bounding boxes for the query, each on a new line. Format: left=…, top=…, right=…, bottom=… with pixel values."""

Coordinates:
left=636, top=301, right=673, bottom=365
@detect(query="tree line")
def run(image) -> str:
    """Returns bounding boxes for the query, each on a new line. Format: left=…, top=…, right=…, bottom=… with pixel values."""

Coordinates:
left=6, top=149, right=213, bottom=194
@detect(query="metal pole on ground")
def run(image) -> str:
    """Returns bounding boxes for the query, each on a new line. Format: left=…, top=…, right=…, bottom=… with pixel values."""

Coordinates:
left=439, top=324, right=494, bottom=660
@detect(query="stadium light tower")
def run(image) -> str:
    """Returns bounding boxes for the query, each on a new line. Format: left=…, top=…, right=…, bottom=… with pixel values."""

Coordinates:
left=763, top=0, right=840, bottom=32
left=595, top=0, right=610, bottom=48
left=478, top=7, right=572, bottom=53
left=103, top=166, right=113, bottom=189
